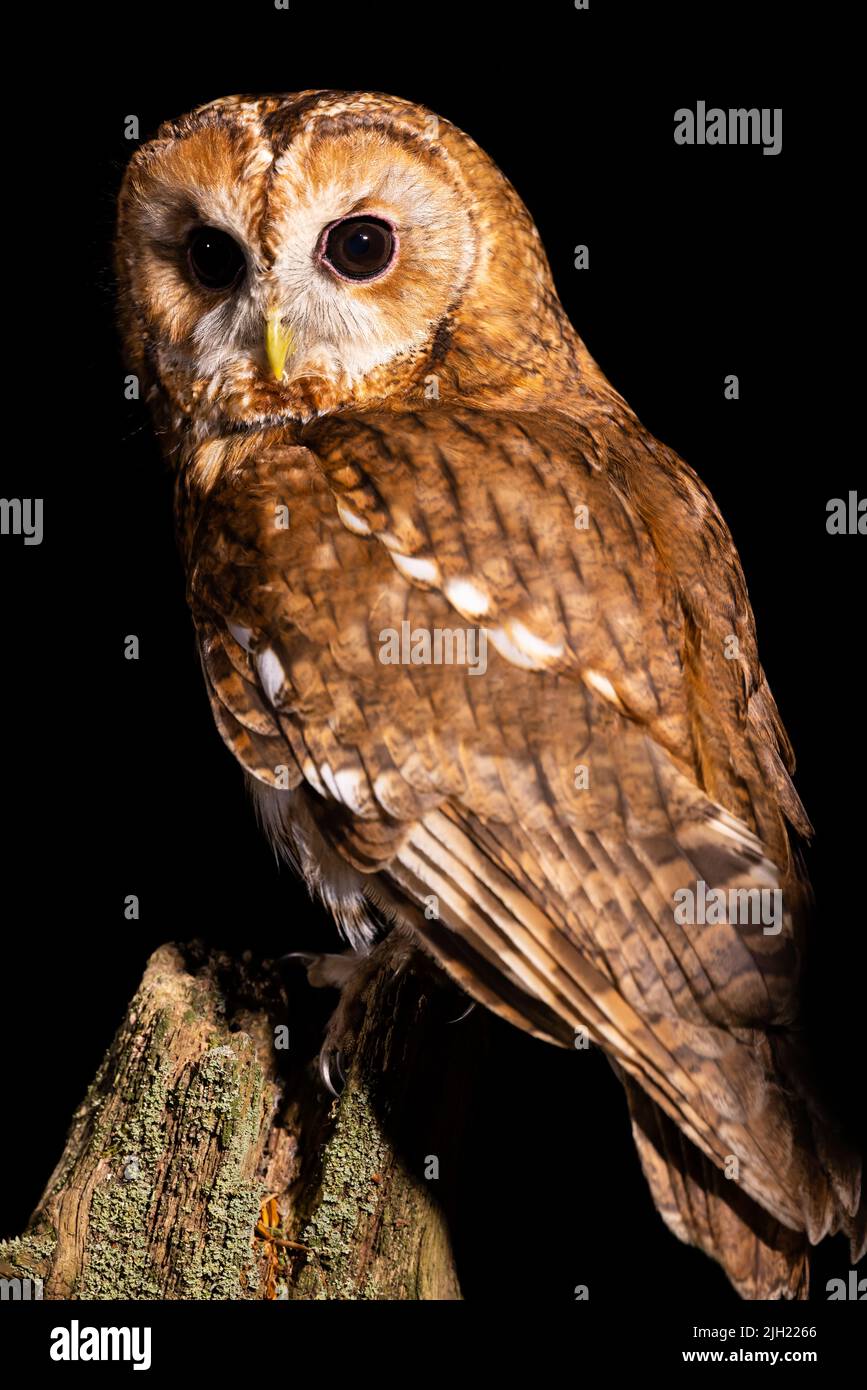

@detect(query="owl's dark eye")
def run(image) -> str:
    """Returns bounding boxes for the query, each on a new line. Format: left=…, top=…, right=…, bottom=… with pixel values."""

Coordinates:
left=322, top=217, right=395, bottom=281
left=187, top=226, right=246, bottom=291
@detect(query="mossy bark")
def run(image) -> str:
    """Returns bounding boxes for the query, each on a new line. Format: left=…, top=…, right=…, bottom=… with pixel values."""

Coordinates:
left=281, top=953, right=474, bottom=1300
left=0, top=940, right=470, bottom=1300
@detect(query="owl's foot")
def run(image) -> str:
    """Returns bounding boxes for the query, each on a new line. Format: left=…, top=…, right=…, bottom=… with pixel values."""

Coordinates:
left=293, top=931, right=415, bottom=1096
left=284, top=949, right=367, bottom=990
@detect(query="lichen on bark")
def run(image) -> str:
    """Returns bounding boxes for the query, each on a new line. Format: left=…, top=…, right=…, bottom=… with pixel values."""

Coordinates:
left=4, top=939, right=473, bottom=1300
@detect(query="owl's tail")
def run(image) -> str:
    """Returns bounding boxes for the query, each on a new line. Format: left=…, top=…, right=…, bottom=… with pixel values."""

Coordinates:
left=618, top=1069, right=810, bottom=1298
left=616, top=1052, right=865, bottom=1300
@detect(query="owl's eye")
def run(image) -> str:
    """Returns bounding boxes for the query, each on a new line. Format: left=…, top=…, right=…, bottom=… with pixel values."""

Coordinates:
left=186, top=227, right=246, bottom=291
left=323, top=217, right=395, bottom=281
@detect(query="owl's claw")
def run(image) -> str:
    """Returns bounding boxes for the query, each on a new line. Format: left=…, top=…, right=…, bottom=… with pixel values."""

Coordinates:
left=320, top=1047, right=347, bottom=1098
left=447, top=1000, right=476, bottom=1025
left=281, top=949, right=367, bottom=989
left=313, top=930, right=417, bottom=1095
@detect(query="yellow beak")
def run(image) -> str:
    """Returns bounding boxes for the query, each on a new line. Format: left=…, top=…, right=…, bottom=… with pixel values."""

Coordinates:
left=265, top=309, right=295, bottom=382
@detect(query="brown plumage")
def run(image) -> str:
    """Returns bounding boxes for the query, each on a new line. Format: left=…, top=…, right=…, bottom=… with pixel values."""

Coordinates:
left=116, top=90, right=864, bottom=1298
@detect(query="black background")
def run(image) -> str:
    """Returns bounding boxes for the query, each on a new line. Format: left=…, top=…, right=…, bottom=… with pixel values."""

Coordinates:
left=1, top=0, right=862, bottom=1312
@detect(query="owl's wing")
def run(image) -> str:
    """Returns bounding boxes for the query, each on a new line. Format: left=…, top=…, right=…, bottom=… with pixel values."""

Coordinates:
left=187, top=407, right=863, bottom=1290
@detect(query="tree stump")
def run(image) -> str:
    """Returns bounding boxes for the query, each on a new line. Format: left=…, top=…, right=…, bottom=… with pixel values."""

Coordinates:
left=0, top=940, right=473, bottom=1300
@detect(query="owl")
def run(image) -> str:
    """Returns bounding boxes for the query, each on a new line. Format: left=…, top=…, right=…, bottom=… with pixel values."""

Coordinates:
left=116, top=90, right=864, bottom=1299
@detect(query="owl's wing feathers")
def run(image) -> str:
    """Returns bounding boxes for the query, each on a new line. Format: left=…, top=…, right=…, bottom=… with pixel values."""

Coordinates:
left=190, top=406, right=863, bottom=1279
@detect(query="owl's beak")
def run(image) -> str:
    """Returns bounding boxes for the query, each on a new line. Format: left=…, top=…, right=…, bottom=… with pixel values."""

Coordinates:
left=265, top=309, right=295, bottom=382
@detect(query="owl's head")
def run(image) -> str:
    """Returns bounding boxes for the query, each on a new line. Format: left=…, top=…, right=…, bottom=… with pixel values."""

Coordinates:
left=117, top=90, right=591, bottom=438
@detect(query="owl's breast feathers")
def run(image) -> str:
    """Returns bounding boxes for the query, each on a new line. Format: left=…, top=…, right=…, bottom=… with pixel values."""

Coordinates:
left=179, top=404, right=863, bottom=1294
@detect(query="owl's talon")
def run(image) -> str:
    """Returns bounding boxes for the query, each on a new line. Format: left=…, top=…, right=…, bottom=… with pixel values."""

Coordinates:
left=447, top=1001, right=476, bottom=1025
left=332, top=1049, right=347, bottom=1092
left=320, top=1047, right=346, bottom=1098
left=315, top=931, right=416, bottom=1092
left=282, top=949, right=368, bottom=989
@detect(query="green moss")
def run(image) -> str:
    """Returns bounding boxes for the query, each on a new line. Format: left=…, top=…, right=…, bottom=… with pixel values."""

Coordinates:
left=0, top=1229, right=57, bottom=1281
left=79, top=1032, right=269, bottom=1300
left=296, top=1075, right=390, bottom=1300
left=5, top=950, right=283, bottom=1302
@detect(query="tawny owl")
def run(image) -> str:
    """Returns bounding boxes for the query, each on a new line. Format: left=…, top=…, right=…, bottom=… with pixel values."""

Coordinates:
left=116, top=89, right=864, bottom=1299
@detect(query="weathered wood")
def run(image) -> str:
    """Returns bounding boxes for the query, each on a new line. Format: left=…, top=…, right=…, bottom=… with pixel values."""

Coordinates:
left=0, top=939, right=471, bottom=1300
left=281, top=950, right=474, bottom=1300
